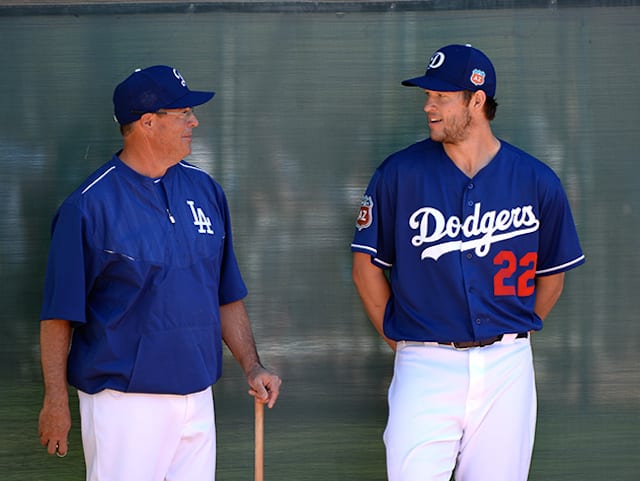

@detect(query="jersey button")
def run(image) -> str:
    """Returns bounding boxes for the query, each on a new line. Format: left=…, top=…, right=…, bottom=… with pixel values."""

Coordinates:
left=466, top=253, right=473, bottom=259
left=467, top=183, right=475, bottom=189
left=475, top=318, right=482, bottom=325
left=467, top=200, right=474, bottom=206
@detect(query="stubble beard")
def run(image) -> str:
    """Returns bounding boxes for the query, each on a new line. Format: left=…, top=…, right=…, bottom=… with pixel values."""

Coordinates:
left=430, top=108, right=472, bottom=145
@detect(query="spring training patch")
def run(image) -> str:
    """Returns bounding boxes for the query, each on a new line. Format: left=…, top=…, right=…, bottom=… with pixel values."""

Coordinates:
left=356, top=195, right=373, bottom=231
left=470, top=69, right=486, bottom=87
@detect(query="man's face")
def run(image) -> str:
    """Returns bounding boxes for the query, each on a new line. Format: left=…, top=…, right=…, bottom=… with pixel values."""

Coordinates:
left=151, top=107, right=199, bottom=161
left=422, top=90, right=472, bottom=145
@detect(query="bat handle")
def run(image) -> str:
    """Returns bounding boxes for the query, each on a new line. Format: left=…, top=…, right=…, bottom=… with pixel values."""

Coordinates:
left=255, top=399, right=264, bottom=481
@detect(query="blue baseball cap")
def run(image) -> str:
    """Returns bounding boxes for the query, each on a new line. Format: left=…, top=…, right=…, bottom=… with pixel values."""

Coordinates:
left=402, top=44, right=496, bottom=98
left=113, top=65, right=215, bottom=125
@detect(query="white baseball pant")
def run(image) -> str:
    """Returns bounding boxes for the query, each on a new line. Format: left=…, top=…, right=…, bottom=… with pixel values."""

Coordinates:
left=78, top=387, right=216, bottom=481
left=384, top=335, right=536, bottom=481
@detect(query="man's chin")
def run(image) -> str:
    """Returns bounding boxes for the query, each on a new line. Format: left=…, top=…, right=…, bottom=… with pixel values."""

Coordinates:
left=429, top=132, right=443, bottom=143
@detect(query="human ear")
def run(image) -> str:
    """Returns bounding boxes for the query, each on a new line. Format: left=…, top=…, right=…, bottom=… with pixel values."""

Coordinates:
left=140, top=112, right=154, bottom=127
left=473, top=90, right=486, bottom=108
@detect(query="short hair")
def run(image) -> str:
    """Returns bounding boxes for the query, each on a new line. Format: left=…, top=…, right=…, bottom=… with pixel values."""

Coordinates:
left=119, top=122, right=134, bottom=137
left=462, top=90, right=498, bottom=121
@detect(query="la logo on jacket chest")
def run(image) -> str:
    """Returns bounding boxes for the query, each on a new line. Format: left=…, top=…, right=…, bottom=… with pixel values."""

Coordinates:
left=186, top=200, right=214, bottom=234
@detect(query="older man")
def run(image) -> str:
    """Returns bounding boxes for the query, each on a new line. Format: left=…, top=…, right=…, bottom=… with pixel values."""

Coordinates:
left=39, top=65, right=281, bottom=481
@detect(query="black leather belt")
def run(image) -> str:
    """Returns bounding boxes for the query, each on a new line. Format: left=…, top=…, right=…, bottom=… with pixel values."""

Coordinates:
left=439, top=332, right=528, bottom=349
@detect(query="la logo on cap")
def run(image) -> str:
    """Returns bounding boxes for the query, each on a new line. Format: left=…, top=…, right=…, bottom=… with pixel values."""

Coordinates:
left=470, top=69, right=486, bottom=87
left=173, top=68, right=187, bottom=87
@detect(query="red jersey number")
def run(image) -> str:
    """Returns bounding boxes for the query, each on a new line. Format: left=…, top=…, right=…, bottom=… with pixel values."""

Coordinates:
left=493, top=251, right=537, bottom=297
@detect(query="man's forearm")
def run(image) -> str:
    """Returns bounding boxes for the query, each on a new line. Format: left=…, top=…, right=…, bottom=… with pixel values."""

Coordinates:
left=220, top=300, right=262, bottom=375
left=40, top=319, right=72, bottom=396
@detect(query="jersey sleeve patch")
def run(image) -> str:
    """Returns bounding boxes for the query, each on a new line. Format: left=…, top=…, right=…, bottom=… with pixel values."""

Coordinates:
left=356, top=194, right=373, bottom=231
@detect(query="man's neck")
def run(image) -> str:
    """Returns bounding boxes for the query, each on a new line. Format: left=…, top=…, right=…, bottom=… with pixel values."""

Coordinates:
left=443, top=132, right=501, bottom=178
left=118, top=144, right=172, bottom=179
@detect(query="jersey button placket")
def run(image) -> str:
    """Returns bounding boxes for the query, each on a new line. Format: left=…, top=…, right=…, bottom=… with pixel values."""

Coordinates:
left=463, top=182, right=482, bottom=337
left=463, top=184, right=476, bottom=255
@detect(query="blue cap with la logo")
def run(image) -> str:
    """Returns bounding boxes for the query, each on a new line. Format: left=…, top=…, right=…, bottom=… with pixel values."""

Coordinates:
left=113, top=65, right=215, bottom=125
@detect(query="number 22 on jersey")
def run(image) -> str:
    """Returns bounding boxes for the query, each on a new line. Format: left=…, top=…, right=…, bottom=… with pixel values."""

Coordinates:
left=493, top=251, right=537, bottom=297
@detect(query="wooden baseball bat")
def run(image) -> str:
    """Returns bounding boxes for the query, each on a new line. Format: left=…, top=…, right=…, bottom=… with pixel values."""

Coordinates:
left=255, top=399, right=264, bottom=481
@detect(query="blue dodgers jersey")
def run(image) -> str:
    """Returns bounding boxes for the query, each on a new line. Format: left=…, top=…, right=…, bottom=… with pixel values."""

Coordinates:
left=40, top=155, right=248, bottom=395
left=351, top=139, right=585, bottom=343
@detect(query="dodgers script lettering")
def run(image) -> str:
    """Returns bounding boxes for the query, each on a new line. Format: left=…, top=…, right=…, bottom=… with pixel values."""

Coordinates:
left=409, top=203, right=540, bottom=260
